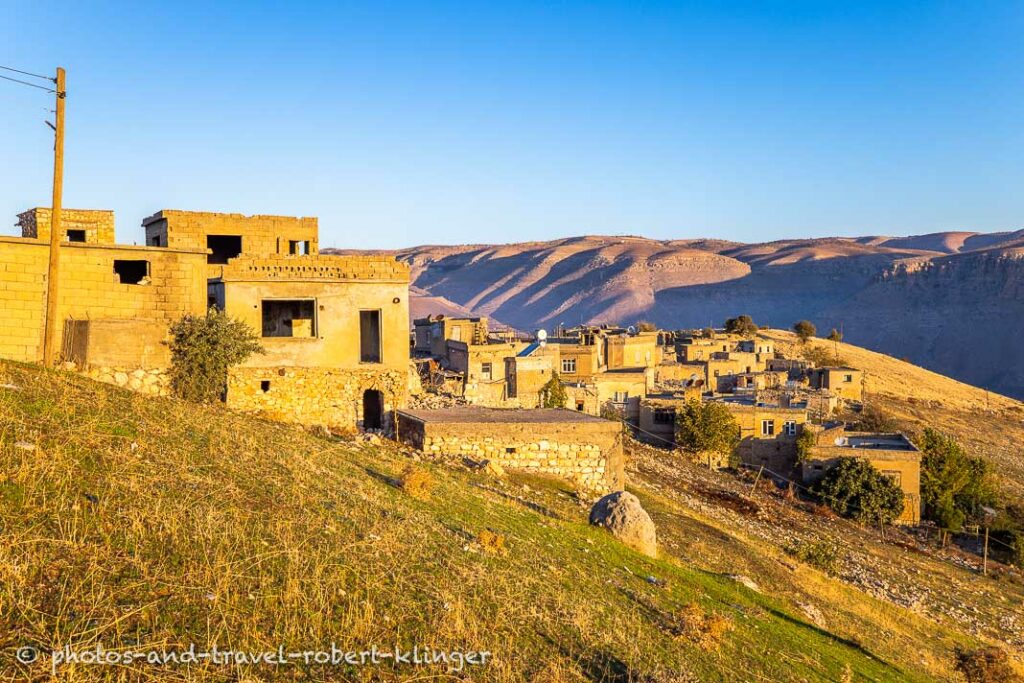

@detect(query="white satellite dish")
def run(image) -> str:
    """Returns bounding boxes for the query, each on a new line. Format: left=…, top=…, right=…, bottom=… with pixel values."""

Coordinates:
left=536, top=329, right=548, bottom=345
left=627, top=325, right=636, bottom=334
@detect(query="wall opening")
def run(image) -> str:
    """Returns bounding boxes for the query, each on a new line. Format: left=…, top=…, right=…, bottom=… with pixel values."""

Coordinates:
left=260, top=380, right=271, bottom=393
left=66, top=229, right=86, bottom=242
left=113, top=260, right=150, bottom=285
left=288, top=240, right=310, bottom=255
left=207, top=235, right=243, bottom=264
left=150, top=235, right=162, bottom=247
left=261, top=299, right=316, bottom=337
left=360, top=310, right=382, bottom=363
left=362, top=389, right=383, bottom=429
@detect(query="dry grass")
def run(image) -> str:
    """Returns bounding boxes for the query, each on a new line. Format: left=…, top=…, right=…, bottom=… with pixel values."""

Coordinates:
left=0, top=360, right=1008, bottom=681
left=674, top=603, right=733, bottom=651
left=398, top=465, right=434, bottom=499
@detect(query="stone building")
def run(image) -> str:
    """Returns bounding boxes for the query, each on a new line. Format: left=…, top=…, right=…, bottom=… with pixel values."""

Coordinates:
left=801, top=427, right=921, bottom=524
left=1, top=207, right=411, bottom=429
left=711, top=396, right=809, bottom=477
left=397, top=407, right=625, bottom=491
left=807, top=366, right=864, bottom=402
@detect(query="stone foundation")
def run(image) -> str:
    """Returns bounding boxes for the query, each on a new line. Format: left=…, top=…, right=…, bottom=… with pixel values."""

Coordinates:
left=78, top=365, right=170, bottom=396
left=227, top=366, right=409, bottom=431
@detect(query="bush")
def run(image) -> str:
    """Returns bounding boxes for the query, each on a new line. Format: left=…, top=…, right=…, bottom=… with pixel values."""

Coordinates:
left=168, top=309, right=264, bottom=403
left=811, top=458, right=906, bottom=525
left=793, top=320, right=816, bottom=343
left=954, top=646, right=1016, bottom=683
left=795, top=429, right=816, bottom=464
left=827, top=328, right=843, bottom=342
left=855, top=404, right=899, bottom=432
left=675, top=602, right=732, bottom=651
left=398, top=466, right=434, bottom=500
left=784, top=539, right=842, bottom=576
left=636, top=320, right=657, bottom=332
left=917, top=429, right=999, bottom=532
left=540, top=372, right=568, bottom=408
left=675, top=400, right=739, bottom=460
left=723, top=315, right=758, bottom=337
left=991, top=503, right=1024, bottom=568
left=801, top=345, right=846, bottom=367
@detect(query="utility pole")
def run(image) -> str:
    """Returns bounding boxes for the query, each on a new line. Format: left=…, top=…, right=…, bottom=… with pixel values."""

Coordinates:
left=983, top=526, right=989, bottom=576
left=42, top=66, right=66, bottom=367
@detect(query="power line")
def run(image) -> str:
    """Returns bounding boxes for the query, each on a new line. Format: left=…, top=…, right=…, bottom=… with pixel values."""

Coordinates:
left=0, top=72, right=56, bottom=93
left=0, top=63, right=54, bottom=82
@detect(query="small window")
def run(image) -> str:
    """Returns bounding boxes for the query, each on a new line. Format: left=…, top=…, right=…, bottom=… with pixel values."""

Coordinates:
left=613, top=391, right=629, bottom=403
left=761, top=419, right=775, bottom=437
left=481, top=362, right=493, bottom=380
left=66, top=229, right=86, bottom=242
left=260, top=380, right=271, bottom=393
left=882, top=470, right=902, bottom=486
left=506, top=447, right=517, bottom=454
left=576, top=402, right=585, bottom=411
left=844, top=374, right=854, bottom=383
left=288, top=240, right=310, bottom=255
left=360, top=310, right=382, bottom=363
left=113, top=260, right=149, bottom=285
left=653, top=408, right=675, bottom=425
left=561, top=358, right=576, bottom=373
left=783, top=421, right=797, bottom=436
left=151, top=235, right=161, bottom=247
left=262, top=299, right=316, bottom=337
left=207, top=235, right=242, bottom=264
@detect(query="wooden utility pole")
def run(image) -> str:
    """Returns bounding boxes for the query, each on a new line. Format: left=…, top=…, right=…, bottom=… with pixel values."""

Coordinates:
left=983, top=526, right=989, bottom=576
left=42, top=66, right=66, bottom=367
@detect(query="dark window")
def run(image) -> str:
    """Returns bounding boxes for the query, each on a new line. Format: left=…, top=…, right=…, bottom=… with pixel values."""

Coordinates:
left=576, top=402, right=585, bottom=411
left=260, top=380, right=271, bottom=392
left=288, top=240, right=310, bottom=255
left=66, top=229, right=86, bottom=242
left=207, top=235, right=242, bottom=264
left=506, top=447, right=517, bottom=454
left=363, top=390, right=383, bottom=429
left=261, top=300, right=316, bottom=337
left=151, top=235, right=161, bottom=247
left=360, top=310, right=382, bottom=363
left=481, top=362, right=492, bottom=380
left=653, top=408, right=675, bottom=425
left=113, top=260, right=149, bottom=285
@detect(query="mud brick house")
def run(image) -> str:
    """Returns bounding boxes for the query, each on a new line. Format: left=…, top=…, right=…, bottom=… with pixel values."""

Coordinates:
left=397, top=407, right=625, bottom=491
left=802, top=426, right=921, bottom=524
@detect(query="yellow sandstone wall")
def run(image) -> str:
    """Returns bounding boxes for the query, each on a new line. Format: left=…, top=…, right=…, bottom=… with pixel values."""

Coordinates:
left=18, top=208, right=116, bottom=244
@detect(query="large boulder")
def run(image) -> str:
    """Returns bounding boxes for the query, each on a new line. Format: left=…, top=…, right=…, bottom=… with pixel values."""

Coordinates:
left=589, top=491, right=657, bottom=558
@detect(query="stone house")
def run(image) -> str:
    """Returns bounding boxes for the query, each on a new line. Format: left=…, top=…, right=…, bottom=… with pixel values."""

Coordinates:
left=801, top=428, right=921, bottom=524
left=807, top=366, right=864, bottom=402
left=445, top=339, right=527, bottom=405
left=1, top=207, right=411, bottom=430
left=397, top=407, right=625, bottom=491
left=564, top=369, right=651, bottom=424
left=711, top=396, right=809, bottom=477
left=605, top=331, right=662, bottom=370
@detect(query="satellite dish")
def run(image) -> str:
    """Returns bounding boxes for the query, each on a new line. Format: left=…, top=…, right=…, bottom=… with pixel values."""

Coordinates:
left=536, top=329, right=548, bottom=342
left=627, top=325, right=636, bottom=334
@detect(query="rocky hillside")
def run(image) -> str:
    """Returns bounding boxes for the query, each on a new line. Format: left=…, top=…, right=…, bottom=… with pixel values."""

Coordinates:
left=329, top=228, right=1024, bottom=398
left=3, top=360, right=1023, bottom=680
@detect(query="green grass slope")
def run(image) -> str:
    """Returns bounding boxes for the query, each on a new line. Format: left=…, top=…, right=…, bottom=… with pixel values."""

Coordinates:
left=0, top=361, right=996, bottom=681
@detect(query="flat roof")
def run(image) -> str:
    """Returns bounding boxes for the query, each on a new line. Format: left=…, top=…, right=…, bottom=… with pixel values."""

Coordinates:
left=398, top=407, right=611, bottom=425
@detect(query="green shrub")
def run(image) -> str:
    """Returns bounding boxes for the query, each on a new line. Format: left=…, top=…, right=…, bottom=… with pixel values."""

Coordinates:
left=917, top=429, right=999, bottom=532
left=539, top=372, right=568, bottom=409
left=676, top=400, right=739, bottom=461
left=954, top=646, right=1016, bottom=683
left=855, top=404, right=899, bottom=432
left=793, top=320, right=816, bottom=343
left=785, top=539, right=842, bottom=576
left=795, top=429, right=816, bottom=464
left=812, top=458, right=905, bottom=525
left=723, top=315, right=758, bottom=337
left=168, top=309, right=264, bottom=403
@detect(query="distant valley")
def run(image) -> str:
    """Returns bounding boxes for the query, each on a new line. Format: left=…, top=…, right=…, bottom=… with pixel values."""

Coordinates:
left=326, top=228, right=1024, bottom=399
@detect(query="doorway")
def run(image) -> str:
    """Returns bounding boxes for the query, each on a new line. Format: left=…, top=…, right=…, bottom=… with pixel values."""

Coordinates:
left=363, top=389, right=384, bottom=430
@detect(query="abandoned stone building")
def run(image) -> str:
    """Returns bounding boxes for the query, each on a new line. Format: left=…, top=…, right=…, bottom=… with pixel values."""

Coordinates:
left=397, top=407, right=625, bottom=491
left=1, top=207, right=411, bottom=430
left=807, top=366, right=865, bottom=402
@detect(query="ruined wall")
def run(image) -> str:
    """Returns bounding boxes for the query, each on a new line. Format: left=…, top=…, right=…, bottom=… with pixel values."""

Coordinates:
left=0, top=239, right=206, bottom=363
left=227, top=366, right=408, bottom=430
left=398, top=415, right=625, bottom=490
left=18, top=208, right=116, bottom=244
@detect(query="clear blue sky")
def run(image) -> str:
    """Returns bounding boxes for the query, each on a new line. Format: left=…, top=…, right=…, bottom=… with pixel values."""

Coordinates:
left=2, top=1, right=1022, bottom=249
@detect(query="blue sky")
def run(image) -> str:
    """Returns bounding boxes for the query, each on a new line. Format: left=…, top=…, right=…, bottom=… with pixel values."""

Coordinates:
left=1, top=1, right=1022, bottom=249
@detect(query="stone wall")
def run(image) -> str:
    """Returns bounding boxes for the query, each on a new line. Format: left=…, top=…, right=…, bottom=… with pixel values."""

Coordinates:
left=398, top=412, right=625, bottom=491
left=78, top=365, right=170, bottom=396
left=227, top=366, right=409, bottom=431
left=18, top=208, right=116, bottom=244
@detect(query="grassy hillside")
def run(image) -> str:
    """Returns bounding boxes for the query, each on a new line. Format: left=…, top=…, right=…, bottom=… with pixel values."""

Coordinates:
left=0, top=360, right=1019, bottom=681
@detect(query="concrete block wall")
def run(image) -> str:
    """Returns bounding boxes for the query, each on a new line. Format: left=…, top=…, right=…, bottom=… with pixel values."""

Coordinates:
left=18, top=208, right=116, bottom=244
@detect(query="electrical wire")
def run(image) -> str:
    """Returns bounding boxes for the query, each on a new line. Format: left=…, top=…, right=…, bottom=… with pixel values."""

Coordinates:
left=0, top=72, right=56, bottom=93
left=0, top=63, right=54, bottom=81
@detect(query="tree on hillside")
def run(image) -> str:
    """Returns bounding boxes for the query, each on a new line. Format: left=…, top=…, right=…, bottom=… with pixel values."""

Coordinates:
left=812, top=458, right=906, bottom=525
left=637, top=320, right=657, bottom=332
left=827, top=328, right=843, bottom=343
left=169, top=309, right=264, bottom=403
left=793, top=320, right=817, bottom=343
left=676, top=400, right=739, bottom=461
left=917, top=429, right=999, bottom=531
left=723, top=315, right=758, bottom=337
left=540, top=372, right=568, bottom=409
left=701, top=327, right=715, bottom=339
